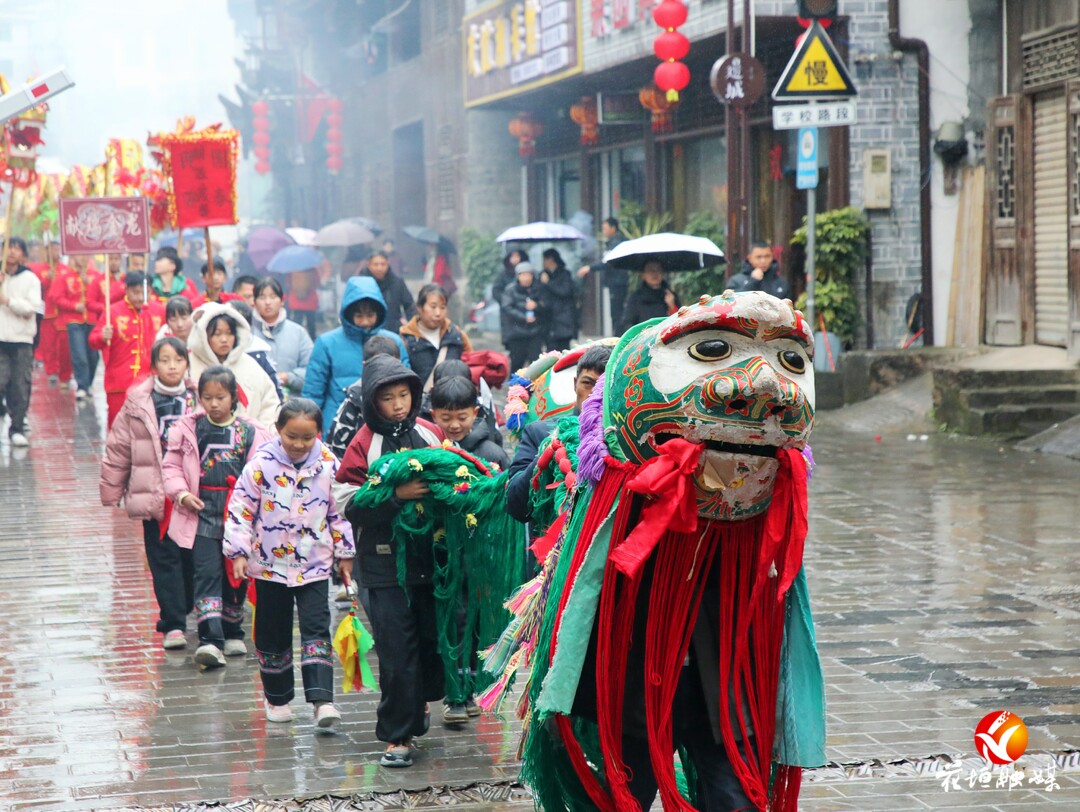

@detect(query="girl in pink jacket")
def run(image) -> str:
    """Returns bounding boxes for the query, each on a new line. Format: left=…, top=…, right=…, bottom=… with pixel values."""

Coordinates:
left=100, top=336, right=198, bottom=650
left=162, top=366, right=273, bottom=670
left=224, top=398, right=354, bottom=729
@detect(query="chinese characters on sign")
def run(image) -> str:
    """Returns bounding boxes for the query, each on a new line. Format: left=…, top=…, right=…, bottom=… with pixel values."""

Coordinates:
left=465, top=0, right=582, bottom=107
left=160, top=130, right=239, bottom=228
left=772, top=101, right=857, bottom=130
left=590, top=0, right=667, bottom=38
left=59, top=197, right=151, bottom=256
left=939, top=760, right=1061, bottom=794
left=709, top=53, right=766, bottom=108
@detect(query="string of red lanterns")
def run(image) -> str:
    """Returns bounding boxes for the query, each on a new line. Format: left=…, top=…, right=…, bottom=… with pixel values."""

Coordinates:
left=653, top=0, right=690, bottom=103
left=326, top=97, right=344, bottom=175
left=569, top=96, right=599, bottom=145
left=252, top=100, right=271, bottom=175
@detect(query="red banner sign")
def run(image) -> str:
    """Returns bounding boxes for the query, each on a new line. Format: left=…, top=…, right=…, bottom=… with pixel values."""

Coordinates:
left=58, top=196, right=151, bottom=255
left=161, top=130, right=239, bottom=228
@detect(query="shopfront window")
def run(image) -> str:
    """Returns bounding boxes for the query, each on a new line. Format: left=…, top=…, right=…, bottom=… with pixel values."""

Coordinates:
left=536, top=156, right=581, bottom=221
left=595, top=146, right=646, bottom=217
left=670, top=135, right=727, bottom=228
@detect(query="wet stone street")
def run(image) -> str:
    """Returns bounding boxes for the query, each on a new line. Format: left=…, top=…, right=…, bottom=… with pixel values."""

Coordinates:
left=1, top=372, right=1079, bottom=811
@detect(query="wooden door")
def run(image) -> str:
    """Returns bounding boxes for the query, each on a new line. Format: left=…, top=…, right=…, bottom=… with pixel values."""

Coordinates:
left=1033, top=90, right=1069, bottom=346
left=984, top=95, right=1032, bottom=345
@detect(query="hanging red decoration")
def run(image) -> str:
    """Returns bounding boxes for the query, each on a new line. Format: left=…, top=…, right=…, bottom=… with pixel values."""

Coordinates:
left=639, top=85, right=678, bottom=134
left=508, top=112, right=543, bottom=159
left=654, top=31, right=690, bottom=62
left=325, top=97, right=344, bottom=175
left=252, top=100, right=271, bottom=175
left=569, top=96, right=599, bottom=146
left=653, top=0, right=690, bottom=103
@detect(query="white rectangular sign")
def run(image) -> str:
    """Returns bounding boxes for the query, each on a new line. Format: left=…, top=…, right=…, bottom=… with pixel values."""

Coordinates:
left=773, top=101, right=856, bottom=131
left=0, top=68, right=75, bottom=125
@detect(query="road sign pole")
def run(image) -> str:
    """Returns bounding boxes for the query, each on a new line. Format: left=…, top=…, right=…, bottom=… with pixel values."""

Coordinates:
left=806, top=172, right=816, bottom=331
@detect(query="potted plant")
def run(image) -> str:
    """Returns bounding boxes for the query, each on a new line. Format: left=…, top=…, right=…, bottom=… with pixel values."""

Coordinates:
left=790, top=206, right=869, bottom=355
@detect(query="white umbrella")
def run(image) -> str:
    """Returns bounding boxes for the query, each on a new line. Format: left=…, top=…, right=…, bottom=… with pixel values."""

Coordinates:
left=603, top=232, right=725, bottom=271
left=315, top=219, right=375, bottom=247
left=285, top=227, right=318, bottom=247
left=496, top=221, right=587, bottom=243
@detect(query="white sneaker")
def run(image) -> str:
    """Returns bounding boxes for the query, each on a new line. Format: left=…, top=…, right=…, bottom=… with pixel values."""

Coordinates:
left=314, top=702, right=341, bottom=730
left=223, top=638, right=247, bottom=657
left=266, top=701, right=293, bottom=723
left=334, top=583, right=356, bottom=602
left=194, top=643, right=226, bottom=669
left=163, top=630, right=187, bottom=649
left=75, top=389, right=88, bottom=400
left=9, top=433, right=28, bottom=448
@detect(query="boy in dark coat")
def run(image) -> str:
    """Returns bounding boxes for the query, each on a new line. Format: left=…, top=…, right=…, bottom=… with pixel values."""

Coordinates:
left=334, top=356, right=444, bottom=768
left=429, top=375, right=509, bottom=470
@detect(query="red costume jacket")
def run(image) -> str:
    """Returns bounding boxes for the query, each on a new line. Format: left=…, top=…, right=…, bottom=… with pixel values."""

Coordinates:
left=51, top=266, right=105, bottom=329
left=29, top=262, right=69, bottom=319
left=88, top=298, right=166, bottom=394
left=85, top=275, right=126, bottom=323
left=190, top=290, right=243, bottom=308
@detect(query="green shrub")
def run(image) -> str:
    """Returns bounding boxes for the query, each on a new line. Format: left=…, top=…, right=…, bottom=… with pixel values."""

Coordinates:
left=459, top=228, right=503, bottom=304
left=790, top=206, right=870, bottom=346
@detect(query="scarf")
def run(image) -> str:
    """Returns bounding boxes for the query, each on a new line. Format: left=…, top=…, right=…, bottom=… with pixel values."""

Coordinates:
left=153, top=378, right=187, bottom=397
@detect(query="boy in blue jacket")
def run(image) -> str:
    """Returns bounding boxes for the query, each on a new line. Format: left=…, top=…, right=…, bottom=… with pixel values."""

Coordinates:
left=303, top=276, right=409, bottom=433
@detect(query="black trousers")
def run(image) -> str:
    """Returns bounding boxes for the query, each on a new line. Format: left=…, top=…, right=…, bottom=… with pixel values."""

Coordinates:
left=254, top=578, right=333, bottom=705
left=367, top=584, right=445, bottom=744
left=192, top=534, right=246, bottom=648
left=547, top=334, right=573, bottom=352
left=506, top=336, right=543, bottom=374
left=293, top=309, right=318, bottom=339
left=0, top=342, right=33, bottom=435
left=623, top=665, right=758, bottom=812
left=142, top=520, right=194, bottom=634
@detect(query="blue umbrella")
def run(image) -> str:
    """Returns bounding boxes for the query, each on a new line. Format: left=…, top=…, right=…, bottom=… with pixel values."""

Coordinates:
left=156, top=228, right=203, bottom=248
left=266, top=245, right=324, bottom=273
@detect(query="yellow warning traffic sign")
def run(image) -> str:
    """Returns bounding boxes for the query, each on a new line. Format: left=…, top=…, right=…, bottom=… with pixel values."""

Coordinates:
left=772, top=20, right=857, bottom=100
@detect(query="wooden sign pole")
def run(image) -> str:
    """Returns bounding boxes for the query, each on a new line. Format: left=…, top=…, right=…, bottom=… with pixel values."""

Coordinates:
left=204, top=227, right=213, bottom=275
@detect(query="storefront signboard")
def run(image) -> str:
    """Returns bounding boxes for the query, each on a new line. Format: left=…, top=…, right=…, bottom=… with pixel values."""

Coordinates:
left=464, top=0, right=583, bottom=107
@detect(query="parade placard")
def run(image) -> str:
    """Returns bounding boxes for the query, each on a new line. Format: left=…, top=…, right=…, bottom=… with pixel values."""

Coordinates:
left=58, top=196, right=150, bottom=255
left=159, top=129, right=239, bottom=227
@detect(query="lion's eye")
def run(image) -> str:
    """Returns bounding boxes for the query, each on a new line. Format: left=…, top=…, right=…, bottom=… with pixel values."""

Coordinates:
left=688, top=339, right=732, bottom=362
left=778, top=350, right=807, bottom=374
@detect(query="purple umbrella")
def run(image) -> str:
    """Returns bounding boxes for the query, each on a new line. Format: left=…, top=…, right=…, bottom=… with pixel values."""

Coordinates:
left=247, top=226, right=295, bottom=271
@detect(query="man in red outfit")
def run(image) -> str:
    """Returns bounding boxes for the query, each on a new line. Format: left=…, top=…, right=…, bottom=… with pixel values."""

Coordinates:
left=191, top=258, right=242, bottom=307
left=52, top=256, right=104, bottom=399
left=86, top=254, right=126, bottom=324
left=89, top=271, right=165, bottom=427
left=33, top=244, right=73, bottom=386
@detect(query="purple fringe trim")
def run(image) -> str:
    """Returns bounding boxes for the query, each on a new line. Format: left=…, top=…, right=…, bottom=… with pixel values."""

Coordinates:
left=577, top=374, right=609, bottom=484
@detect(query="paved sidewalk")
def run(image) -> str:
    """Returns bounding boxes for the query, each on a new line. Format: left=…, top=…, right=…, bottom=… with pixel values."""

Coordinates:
left=0, top=373, right=1077, bottom=810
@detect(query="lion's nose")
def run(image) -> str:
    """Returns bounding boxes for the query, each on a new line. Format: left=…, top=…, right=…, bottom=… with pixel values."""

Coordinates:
left=700, top=363, right=790, bottom=417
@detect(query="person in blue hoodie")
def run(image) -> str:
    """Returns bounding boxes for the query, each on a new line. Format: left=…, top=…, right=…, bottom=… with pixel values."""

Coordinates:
left=303, top=276, right=409, bottom=433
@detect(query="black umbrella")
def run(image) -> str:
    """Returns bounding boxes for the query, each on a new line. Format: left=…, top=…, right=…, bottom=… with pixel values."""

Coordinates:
left=404, top=225, right=455, bottom=254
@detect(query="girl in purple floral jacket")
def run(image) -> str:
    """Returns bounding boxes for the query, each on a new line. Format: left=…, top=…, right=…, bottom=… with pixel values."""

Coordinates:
left=225, top=398, right=355, bottom=729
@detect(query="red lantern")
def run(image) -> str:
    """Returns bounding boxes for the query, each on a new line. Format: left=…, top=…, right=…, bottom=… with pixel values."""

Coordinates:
left=255, top=160, right=271, bottom=174
left=653, top=0, right=690, bottom=103
left=654, top=30, right=690, bottom=61
left=254, top=145, right=271, bottom=161
left=251, top=100, right=269, bottom=116
left=328, top=97, right=344, bottom=114
left=639, top=85, right=678, bottom=134
left=326, top=155, right=344, bottom=172
left=508, top=112, right=543, bottom=159
left=569, top=96, right=599, bottom=146
left=326, top=142, right=344, bottom=157
left=252, top=131, right=271, bottom=147
left=652, top=0, right=688, bottom=28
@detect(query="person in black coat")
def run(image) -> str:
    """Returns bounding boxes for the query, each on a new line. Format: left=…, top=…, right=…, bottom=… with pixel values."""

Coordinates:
left=539, top=248, right=578, bottom=351
left=576, top=217, right=629, bottom=331
left=493, top=250, right=526, bottom=349
left=500, top=262, right=545, bottom=372
left=619, top=260, right=680, bottom=333
left=361, top=251, right=416, bottom=333
left=726, top=241, right=789, bottom=300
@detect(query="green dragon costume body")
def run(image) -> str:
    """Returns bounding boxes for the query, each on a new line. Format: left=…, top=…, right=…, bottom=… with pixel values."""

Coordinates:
left=483, top=290, right=826, bottom=811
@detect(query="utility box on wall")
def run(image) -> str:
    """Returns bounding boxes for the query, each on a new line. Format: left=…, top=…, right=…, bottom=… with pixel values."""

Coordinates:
left=863, top=148, right=892, bottom=209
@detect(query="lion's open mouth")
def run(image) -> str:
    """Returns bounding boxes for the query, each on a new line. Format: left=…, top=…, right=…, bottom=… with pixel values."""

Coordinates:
left=654, top=431, right=778, bottom=458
